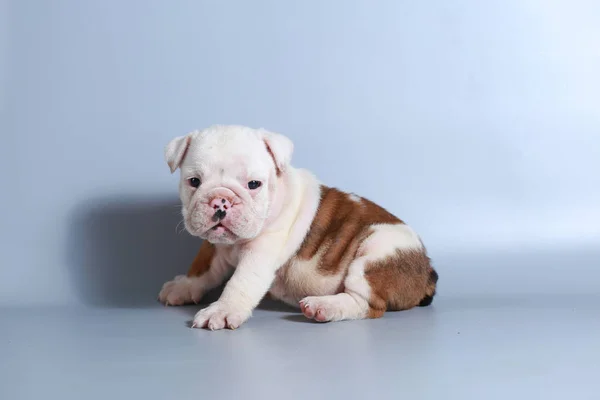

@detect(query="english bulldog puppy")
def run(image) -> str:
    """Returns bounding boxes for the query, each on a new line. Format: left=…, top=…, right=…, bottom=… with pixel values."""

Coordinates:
left=159, top=125, right=438, bottom=330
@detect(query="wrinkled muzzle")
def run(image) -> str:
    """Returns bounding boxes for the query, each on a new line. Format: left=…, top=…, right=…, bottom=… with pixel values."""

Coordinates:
left=183, top=187, right=265, bottom=243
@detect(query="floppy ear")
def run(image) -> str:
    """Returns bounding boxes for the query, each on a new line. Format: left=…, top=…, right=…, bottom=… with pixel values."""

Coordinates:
left=260, top=129, right=294, bottom=174
left=164, top=134, right=192, bottom=173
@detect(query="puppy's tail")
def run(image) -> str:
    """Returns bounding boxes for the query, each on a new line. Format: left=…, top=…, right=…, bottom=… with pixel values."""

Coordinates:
left=417, top=268, right=438, bottom=307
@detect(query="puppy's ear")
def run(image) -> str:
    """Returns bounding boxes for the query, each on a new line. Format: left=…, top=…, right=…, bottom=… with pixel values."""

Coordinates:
left=164, top=134, right=192, bottom=173
left=260, top=129, right=294, bottom=174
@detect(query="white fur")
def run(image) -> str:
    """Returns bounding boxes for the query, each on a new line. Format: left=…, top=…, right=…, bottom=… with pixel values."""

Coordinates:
left=161, top=125, right=426, bottom=329
left=192, top=233, right=283, bottom=329
left=299, top=225, right=424, bottom=322
left=164, top=134, right=191, bottom=173
left=191, top=167, right=323, bottom=330
left=273, top=168, right=323, bottom=259
left=167, top=125, right=293, bottom=244
left=159, top=275, right=203, bottom=305
left=268, top=246, right=346, bottom=307
left=161, top=125, right=318, bottom=330
left=300, top=256, right=372, bottom=321
left=358, top=223, right=423, bottom=257
left=158, top=254, right=232, bottom=305
left=348, top=193, right=362, bottom=203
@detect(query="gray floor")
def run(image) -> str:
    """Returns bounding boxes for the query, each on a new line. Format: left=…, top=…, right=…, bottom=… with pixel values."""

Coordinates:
left=2, top=292, right=599, bottom=400
left=4, top=1, right=600, bottom=398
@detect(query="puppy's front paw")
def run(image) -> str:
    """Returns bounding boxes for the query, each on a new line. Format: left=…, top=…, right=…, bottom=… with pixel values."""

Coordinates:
left=158, top=275, right=203, bottom=306
left=192, top=302, right=251, bottom=330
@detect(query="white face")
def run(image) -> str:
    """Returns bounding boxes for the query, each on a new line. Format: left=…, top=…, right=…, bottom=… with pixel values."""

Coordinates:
left=165, top=125, right=293, bottom=245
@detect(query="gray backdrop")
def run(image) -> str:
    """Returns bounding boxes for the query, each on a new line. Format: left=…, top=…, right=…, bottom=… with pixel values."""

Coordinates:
left=2, top=0, right=599, bottom=307
left=2, top=2, right=600, bottom=399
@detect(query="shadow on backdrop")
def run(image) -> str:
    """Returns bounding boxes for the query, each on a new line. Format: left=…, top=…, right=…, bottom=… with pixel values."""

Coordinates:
left=65, top=195, right=298, bottom=309
left=66, top=194, right=600, bottom=309
left=66, top=195, right=213, bottom=307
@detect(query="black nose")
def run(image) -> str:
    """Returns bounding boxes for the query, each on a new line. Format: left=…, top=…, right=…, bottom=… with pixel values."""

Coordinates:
left=212, top=209, right=226, bottom=222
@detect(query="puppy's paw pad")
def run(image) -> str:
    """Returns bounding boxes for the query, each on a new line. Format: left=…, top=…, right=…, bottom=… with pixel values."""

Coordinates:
left=158, top=275, right=201, bottom=306
left=299, top=298, right=316, bottom=318
left=225, top=315, right=244, bottom=330
left=192, top=303, right=250, bottom=331
left=300, top=296, right=337, bottom=322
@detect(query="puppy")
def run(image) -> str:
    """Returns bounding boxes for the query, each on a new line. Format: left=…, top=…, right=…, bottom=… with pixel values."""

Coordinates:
left=159, top=125, right=438, bottom=330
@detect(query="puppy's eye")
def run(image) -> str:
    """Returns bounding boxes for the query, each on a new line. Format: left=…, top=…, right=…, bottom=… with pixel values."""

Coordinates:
left=248, top=180, right=262, bottom=190
left=189, top=177, right=201, bottom=188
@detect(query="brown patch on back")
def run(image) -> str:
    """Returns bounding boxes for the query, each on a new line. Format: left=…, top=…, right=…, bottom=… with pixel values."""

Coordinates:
left=295, top=186, right=403, bottom=275
left=186, top=240, right=216, bottom=277
left=365, top=249, right=437, bottom=318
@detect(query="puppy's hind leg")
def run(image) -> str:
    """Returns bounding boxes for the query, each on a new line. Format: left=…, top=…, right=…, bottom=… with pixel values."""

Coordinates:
left=299, top=256, right=372, bottom=322
left=299, top=223, right=437, bottom=322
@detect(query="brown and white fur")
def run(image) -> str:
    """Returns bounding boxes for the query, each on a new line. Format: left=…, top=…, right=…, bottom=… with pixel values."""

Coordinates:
left=159, top=125, right=438, bottom=330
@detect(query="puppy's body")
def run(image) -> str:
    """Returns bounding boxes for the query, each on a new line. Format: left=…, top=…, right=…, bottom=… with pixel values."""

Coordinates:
left=159, top=125, right=437, bottom=329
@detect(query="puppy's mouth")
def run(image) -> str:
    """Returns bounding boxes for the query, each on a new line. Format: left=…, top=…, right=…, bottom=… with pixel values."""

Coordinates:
left=207, top=222, right=232, bottom=235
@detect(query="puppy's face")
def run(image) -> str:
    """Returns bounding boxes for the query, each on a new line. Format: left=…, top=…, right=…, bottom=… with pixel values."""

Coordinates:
left=165, top=125, right=293, bottom=245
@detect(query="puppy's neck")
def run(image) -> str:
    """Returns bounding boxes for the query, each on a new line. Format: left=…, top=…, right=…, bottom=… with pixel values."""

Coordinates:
left=217, top=166, right=321, bottom=264
left=259, top=166, right=322, bottom=260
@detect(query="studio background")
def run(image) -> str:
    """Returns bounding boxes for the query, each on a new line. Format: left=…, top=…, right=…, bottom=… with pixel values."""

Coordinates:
left=1, top=1, right=599, bottom=399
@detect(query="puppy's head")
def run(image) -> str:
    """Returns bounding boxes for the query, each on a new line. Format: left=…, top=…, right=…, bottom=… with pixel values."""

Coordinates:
left=165, top=125, right=293, bottom=244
